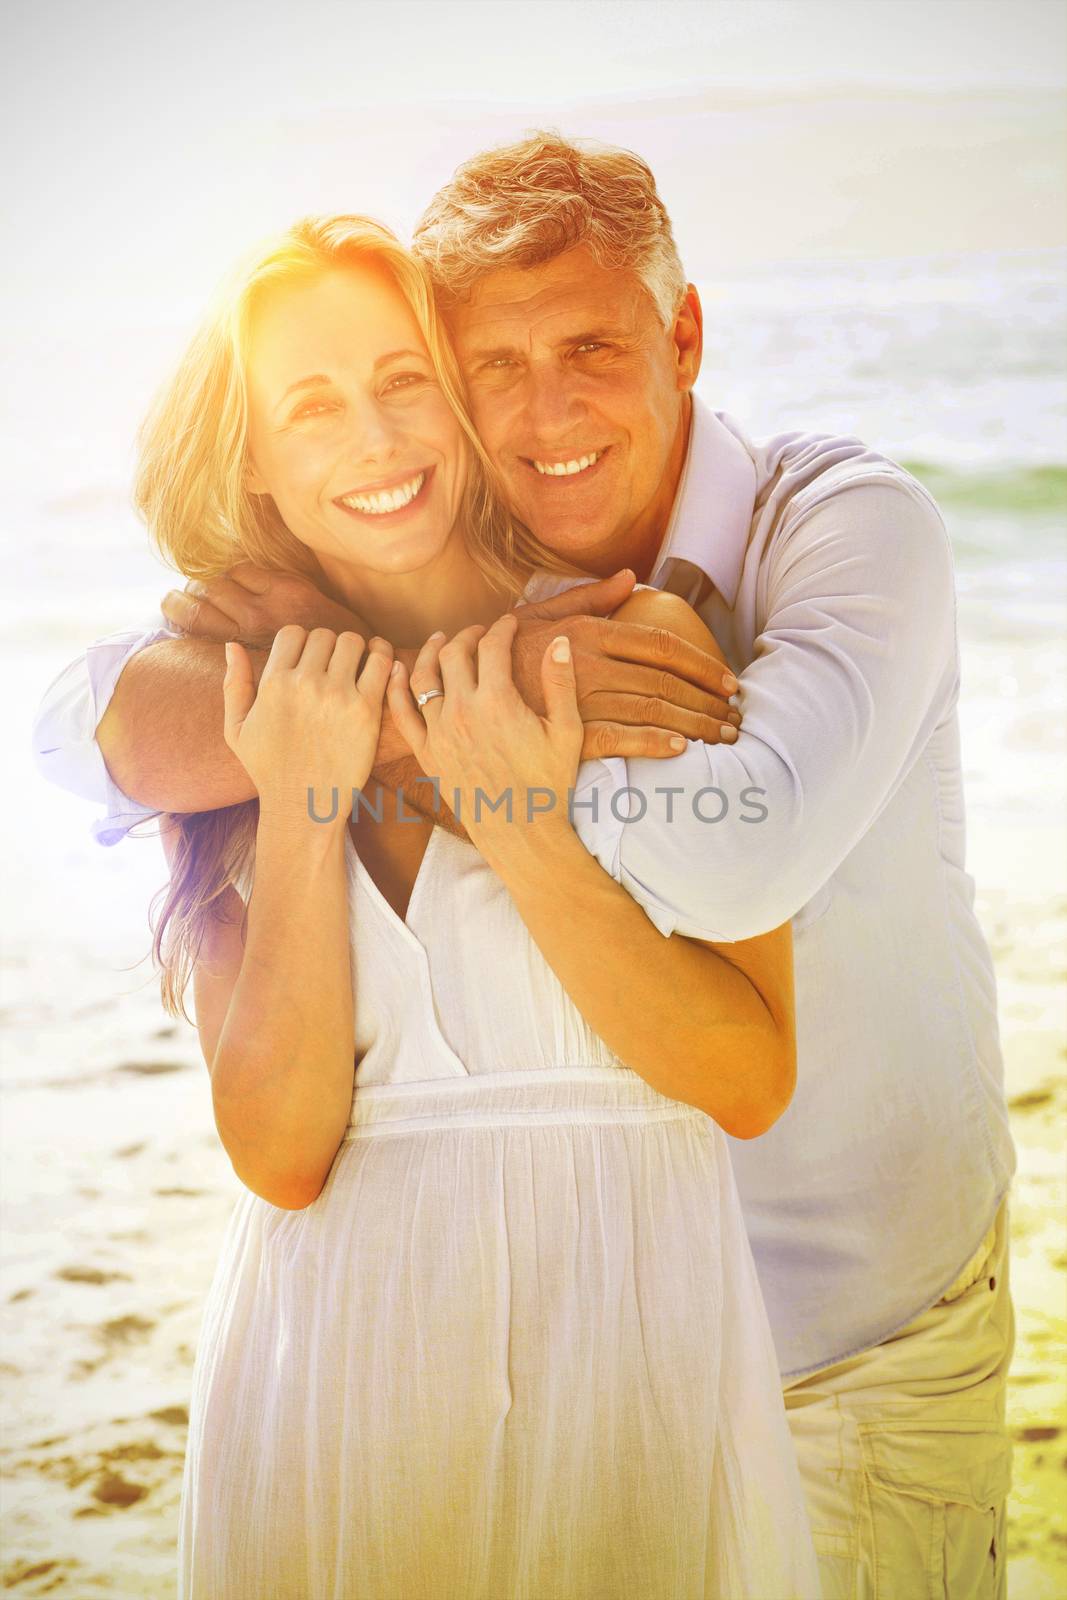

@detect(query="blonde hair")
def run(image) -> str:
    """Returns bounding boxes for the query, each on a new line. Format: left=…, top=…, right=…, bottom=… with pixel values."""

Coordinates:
left=141, top=213, right=585, bottom=1021
left=413, top=131, right=688, bottom=326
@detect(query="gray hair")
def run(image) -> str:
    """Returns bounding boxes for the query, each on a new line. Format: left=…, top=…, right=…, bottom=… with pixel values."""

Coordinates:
left=412, top=131, right=688, bottom=327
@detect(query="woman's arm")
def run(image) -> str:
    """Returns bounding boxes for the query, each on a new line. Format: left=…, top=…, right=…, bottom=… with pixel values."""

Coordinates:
left=155, top=625, right=393, bottom=1211
left=519, top=584, right=789, bottom=1137
left=491, top=821, right=795, bottom=1139
left=498, top=591, right=795, bottom=1139
left=161, top=813, right=355, bottom=1210
left=388, top=605, right=795, bottom=1140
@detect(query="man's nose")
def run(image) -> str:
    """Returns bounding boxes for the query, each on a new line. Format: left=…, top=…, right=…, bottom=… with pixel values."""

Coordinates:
left=522, top=367, right=586, bottom=443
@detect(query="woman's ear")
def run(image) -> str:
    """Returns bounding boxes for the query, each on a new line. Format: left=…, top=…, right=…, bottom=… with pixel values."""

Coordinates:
left=243, top=455, right=269, bottom=496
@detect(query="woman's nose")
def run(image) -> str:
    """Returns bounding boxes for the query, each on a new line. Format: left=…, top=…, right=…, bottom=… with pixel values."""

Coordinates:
left=346, top=393, right=402, bottom=469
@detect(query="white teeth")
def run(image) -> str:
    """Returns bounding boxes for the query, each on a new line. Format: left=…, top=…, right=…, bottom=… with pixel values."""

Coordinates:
left=341, top=471, right=425, bottom=515
left=532, top=452, right=600, bottom=477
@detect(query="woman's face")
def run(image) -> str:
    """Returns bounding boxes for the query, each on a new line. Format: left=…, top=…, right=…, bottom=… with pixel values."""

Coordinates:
left=244, top=265, right=468, bottom=577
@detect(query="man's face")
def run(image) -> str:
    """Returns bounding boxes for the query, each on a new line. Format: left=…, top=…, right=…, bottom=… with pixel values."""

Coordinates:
left=445, top=246, right=702, bottom=567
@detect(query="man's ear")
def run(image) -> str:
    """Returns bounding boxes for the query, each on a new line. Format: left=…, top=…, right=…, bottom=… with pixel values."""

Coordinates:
left=672, top=284, right=703, bottom=393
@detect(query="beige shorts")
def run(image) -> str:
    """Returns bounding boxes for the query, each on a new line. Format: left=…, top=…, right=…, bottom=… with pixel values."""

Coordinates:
left=783, top=1197, right=1015, bottom=1600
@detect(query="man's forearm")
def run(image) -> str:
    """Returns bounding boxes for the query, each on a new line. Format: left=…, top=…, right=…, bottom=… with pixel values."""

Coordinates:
left=98, top=638, right=260, bottom=812
left=99, top=635, right=469, bottom=836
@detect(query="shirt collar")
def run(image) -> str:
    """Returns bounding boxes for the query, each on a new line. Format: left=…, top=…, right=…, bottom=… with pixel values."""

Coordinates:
left=648, top=394, right=757, bottom=609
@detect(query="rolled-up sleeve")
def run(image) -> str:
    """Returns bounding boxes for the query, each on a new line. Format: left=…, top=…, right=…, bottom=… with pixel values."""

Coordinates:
left=569, top=478, right=959, bottom=941
left=31, top=618, right=179, bottom=845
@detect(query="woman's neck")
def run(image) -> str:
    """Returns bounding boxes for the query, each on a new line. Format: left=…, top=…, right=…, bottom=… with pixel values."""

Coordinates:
left=317, top=536, right=516, bottom=648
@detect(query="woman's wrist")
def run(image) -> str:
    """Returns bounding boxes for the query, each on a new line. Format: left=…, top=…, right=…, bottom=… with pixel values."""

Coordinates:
left=472, top=807, right=579, bottom=884
left=256, top=791, right=350, bottom=852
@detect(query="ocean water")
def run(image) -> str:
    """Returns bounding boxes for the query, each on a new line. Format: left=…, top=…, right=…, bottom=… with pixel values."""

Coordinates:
left=1, top=247, right=1064, bottom=1053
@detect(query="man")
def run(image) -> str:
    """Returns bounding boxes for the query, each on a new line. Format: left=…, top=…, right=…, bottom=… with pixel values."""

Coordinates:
left=34, top=133, right=1015, bottom=1597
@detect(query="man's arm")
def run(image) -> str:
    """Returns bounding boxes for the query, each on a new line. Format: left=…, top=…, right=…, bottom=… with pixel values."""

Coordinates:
left=566, top=477, right=959, bottom=942
left=31, top=580, right=469, bottom=839
left=31, top=619, right=178, bottom=843
left=36, top=565, right=739, bottom=843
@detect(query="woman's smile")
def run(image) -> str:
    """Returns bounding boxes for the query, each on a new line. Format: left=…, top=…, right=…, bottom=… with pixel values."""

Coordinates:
left=333, top=464, right=435, bottom=522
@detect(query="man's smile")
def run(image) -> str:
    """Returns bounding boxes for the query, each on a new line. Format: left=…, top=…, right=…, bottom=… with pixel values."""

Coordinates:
left=521, top=446, right=611, bottom=482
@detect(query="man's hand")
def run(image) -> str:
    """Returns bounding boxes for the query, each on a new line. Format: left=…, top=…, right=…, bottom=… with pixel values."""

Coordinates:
left=161, top=562, right=367, bottom=648
left=510, top=575, right=741, bottom=759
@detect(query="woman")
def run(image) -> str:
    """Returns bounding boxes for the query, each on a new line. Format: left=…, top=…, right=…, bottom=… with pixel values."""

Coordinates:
left=144, top=214, right=820, bottom=1597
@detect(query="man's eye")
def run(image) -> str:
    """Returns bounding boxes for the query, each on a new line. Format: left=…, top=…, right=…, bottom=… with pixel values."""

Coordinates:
left=576, top=342, right=608, bottom=355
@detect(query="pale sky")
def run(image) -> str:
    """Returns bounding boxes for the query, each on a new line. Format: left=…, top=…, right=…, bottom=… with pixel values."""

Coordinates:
left=4, top=0, right=1066, bottom=113
left=2, top=1, right=1064, bottom=320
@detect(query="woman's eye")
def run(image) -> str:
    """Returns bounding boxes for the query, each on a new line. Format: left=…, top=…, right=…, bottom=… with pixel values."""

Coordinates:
left=383, top=372, right=428, bottom=394
left=292, top=399, right=338, bottom=421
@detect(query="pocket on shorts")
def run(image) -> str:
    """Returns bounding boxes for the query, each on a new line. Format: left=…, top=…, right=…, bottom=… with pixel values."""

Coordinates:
left=859, top=1420, right=1012, bottom=1599
left=938, top=1215, right=1000, bottom=1305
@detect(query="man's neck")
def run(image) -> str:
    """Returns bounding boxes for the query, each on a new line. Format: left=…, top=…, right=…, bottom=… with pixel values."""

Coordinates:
left=578, top=394, right=693, bottom=584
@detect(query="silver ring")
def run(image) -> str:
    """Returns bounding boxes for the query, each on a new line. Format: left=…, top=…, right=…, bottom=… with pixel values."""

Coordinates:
left=415, top=687, right=445, bottom=709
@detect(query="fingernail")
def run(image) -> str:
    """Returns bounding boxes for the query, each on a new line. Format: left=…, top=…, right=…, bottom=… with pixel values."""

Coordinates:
left=428, top=630, right=447, bottom=643
left=721, top=724, right=738, bottom=743
left=223, top=642, right=233, bottom=666
left=551, top=635, right=571, bottom=663
left=669, top=735, right=686, bottom=751
left=722, top=672, right=738, bottom=693
left=390, top=660, right=402, bottom=678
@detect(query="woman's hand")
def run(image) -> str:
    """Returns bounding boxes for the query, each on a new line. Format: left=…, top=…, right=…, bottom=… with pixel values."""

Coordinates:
left=386, top=612, right=582, bottom=866
left=223, top=624, right=394, bottom=829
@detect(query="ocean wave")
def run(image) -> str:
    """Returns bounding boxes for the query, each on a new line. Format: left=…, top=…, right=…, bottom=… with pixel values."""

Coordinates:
left=901, top=462, right=1067, bottom=515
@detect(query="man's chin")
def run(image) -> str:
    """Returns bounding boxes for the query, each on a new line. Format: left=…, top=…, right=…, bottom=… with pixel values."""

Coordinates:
left=517, top=504, right=616, bottom=564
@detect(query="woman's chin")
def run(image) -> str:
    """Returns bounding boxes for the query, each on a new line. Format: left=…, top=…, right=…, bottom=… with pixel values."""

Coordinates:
left=329, top=521, right=452, bottom=578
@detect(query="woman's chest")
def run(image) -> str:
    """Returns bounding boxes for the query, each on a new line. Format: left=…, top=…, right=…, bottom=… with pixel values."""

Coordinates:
left=347, top=792, right=434, bottom=924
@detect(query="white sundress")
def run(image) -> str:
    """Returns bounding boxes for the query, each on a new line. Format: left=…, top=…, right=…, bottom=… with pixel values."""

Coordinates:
left=177, top=824, right=820, bottom=1599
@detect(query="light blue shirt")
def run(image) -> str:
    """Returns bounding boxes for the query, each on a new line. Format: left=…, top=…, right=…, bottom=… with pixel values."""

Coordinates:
left=31, top=397, right=1016, bottom=1379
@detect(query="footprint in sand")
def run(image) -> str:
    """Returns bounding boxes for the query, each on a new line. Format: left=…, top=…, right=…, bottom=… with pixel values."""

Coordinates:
left=99, top=1315, right=156, bottom=1346
left=55, top=1265, right=132, bottom=1286
left=1, top=1558, right=66, bottom=1584
left=113, top=1060, right=188, bottom=1076
left=149, top=1404, right=189, bottom=1426
left=71, top=1314, right=158, bottom=1377
left=88, top=1469, right=150, bottom=1509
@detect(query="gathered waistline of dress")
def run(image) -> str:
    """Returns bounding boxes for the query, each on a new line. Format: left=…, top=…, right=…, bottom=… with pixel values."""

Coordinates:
left=341, top=1064, right=713, bottom=1139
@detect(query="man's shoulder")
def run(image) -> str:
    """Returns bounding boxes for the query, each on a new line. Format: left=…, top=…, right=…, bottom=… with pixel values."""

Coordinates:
left=731, top=414, right=944, bottom=530
left=520, top=570, right=601, bottom=604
